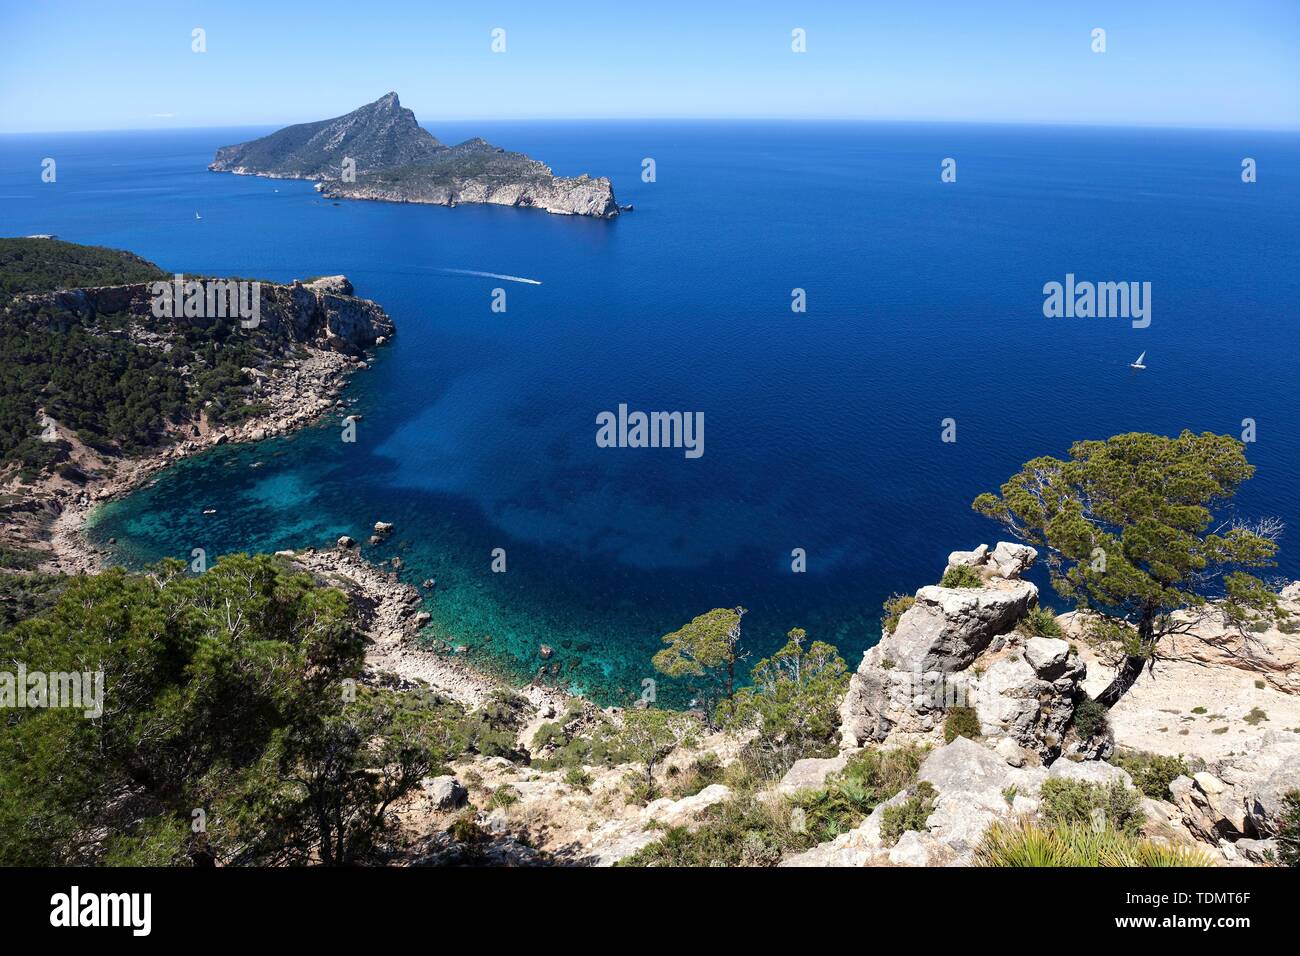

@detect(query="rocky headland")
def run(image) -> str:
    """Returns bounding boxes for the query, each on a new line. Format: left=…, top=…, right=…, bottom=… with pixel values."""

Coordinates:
left=3, top=274, right=393, bottom=574
left=210, top=92, right=622, bottom=219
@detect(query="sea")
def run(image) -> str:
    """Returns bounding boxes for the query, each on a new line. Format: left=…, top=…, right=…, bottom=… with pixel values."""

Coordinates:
left=1, top=120, right=1297, bottom=705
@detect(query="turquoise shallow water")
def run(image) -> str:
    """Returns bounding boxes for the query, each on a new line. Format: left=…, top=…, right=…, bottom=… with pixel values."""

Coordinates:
left=5, top=121, right=1300, bottom=705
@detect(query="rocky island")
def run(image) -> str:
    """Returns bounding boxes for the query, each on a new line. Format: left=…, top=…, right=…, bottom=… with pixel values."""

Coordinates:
left=209, top=92, right=622, bottom=219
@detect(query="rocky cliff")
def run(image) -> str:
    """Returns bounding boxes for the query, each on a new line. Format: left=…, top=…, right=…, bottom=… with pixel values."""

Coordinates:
left=13, top=275, right=394, bottom=357
left=839, top=541, right=1106, bottom=763
left=210, top=92, right=621, bottom=219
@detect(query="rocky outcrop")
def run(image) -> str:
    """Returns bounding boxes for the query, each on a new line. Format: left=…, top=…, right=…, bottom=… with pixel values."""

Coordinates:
left=13, top=277, right=394, bottom=357
left=211, top=92, right=621, bottom=220
left=839, top=543, right=1098, bottom=762
left=783, top=737, right=1051, bottom=867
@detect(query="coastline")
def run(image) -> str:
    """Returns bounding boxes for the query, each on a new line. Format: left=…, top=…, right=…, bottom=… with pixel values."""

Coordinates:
left=25, top=311, right=559, bottom=712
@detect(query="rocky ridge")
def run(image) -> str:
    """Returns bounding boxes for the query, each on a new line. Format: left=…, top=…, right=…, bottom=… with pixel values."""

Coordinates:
left=211, top=92, right=621, bottom=219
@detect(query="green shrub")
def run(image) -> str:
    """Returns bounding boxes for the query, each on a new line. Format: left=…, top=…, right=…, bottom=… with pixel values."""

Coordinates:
left=976, top=819, right=1215, bottom=867
left=1070, top=696, right=1110, bottom=739
left=1274, top=790, right=1300, bottom=867
left=881, top=593, right=916, bottom=635
left=1023, top=606, right=1063, bottom=637
left=716, top=628, right=849, bottom=780
left=487, top=785, right=519, bottom=809
left=879, top=781, right=936, bottom=847
left=944, top=706, right=981, bottom=743
left=1039, top=778, right=1144, bottom=836
left=1113, top=750, right=1189, bottom=799
left=564, top=766, right=592, bottom=789
left=940, top=565, right=984, bottom=589
left=622, top=744, right=929, bottom=867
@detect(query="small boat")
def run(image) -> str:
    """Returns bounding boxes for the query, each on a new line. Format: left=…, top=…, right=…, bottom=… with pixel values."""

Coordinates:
left=1130, top=351, right=1146, bottom=370
left=194, top=211, right=202, bottom=220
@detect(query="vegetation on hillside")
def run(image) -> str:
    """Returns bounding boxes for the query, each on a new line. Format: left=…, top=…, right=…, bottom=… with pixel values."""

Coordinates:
left=0, top=554, right=461, bottom=865
left=0, top=238, right=279, bottom=469
left=0, top=238, right=164, bottom=296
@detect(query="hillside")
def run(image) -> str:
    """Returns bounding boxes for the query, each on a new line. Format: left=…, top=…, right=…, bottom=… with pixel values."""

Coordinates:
left=0, top=238, right=394, bottom=570
left=210, top=92, right=622, bottom=219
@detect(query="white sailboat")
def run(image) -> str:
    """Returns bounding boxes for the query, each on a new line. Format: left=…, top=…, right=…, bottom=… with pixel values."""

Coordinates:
left=1130, top=351, right=1146, bottom=370
left=194, top=211, right=202, bottom=220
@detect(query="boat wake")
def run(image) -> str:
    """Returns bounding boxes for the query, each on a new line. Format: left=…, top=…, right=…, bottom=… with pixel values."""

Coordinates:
left=436, top=268, right=542, bottom=285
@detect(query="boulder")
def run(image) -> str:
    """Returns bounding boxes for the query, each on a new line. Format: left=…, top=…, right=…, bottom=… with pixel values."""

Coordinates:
left=421, top=775, right=469, bottom=810
left=778, top=754, right=849, bottom=796
left=988, top=541, right=1037, bottom=579
left=1047, top=759, right=1134, bottom=789
left=879, top=581, right=1039, bottom=674
left=947, top=544, right=989, bottom=568
left=918, top=735, right=1019, bottom=795
left=1024, top=637, right=1071, bottom=679
left=336, top=535, right=356, bottom=549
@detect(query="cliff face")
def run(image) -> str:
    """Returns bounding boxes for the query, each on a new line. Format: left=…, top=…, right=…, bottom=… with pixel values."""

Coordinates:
left=211, top=92, right=621, bottom=219
left=14, top=277, right=394, bottom=356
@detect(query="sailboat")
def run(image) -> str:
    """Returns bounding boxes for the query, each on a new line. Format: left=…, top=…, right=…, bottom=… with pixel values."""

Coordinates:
left=194, top=211, right=202, bottom=220
left=1130, top=351, right=1146, bottom=370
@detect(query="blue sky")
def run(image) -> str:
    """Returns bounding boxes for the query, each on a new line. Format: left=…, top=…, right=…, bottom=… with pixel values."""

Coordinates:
left=2, top=0, right=1297, bottom=132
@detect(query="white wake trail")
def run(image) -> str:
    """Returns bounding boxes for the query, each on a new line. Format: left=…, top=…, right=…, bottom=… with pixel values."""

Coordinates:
left=437, top=268, right=542, bottom=285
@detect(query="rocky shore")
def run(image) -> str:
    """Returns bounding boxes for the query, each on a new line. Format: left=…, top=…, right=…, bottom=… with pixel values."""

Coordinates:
left=286, top=542, right=570, bottom=713
left=6, top=275, right=393, bottom=575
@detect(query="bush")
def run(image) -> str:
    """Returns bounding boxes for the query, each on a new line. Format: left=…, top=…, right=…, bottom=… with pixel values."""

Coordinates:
left=940, top=565, right=984, bottom=589
left=881, top=593, right=915, bottom=635
left=716, top=628, right=849, bottom=780
left=564, top=767, right=592, bottom=789
left=944, top=706, right=981, bottom=743
left=1039, top=778, right=1144, bottom=836
left=1070, top=696, right=1110, bottom=740
left=1023, top=606, right=1063, bottom=637
left=1113, top=750, right=1189, bottom=799
left=879, top=781, right=936, bottom=847
left=976, top=819, right=1215, bottom=867
left=622, top=744, right=929, bottom=867
left=1275, top=790, right=1300, bottom=867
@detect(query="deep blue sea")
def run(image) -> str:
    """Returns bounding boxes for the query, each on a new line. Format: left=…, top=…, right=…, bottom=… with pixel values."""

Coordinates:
left=2, top=121, right=1298, bottom=705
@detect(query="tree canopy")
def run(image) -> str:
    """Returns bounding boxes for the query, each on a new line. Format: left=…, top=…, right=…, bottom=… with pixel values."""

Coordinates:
left=0, top=554, right=457, bottom=865
left=652, top=606, right=747, bottom=712
left=973, top=431, right=1283, bottom=705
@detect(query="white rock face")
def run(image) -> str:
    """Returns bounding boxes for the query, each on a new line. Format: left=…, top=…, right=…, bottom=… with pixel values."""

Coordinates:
left=883, top=582, right=1039, bottom=674
left=1047, top=758, right=1133, bottom=789
left=839, top=545, right=1092, bottom=761
left=420, top=775, right=468, bottom=810
left=777, top=754, right=849, bottom=796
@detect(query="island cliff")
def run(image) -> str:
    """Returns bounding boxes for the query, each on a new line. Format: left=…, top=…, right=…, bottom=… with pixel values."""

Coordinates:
left=209, top=92, right=621, bottom=219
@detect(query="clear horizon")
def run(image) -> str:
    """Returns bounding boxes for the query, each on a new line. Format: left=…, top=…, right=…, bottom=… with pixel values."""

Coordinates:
left=2, top=0, right=1297, bottom=134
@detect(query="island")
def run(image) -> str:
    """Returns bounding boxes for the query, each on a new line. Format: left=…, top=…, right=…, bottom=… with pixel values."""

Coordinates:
left=209, top=92, right=623, bottom=219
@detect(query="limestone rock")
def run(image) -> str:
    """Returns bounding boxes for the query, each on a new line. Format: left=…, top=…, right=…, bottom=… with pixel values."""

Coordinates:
left=1024, top=637, right=1071, bottom=679
left=778, top=754, right=850, bottom=796
left=879, top=581, right=1039, bottom=674
left=988, top=541, right=1037, bottom=579
left=421, top=775, right=469, bottom=810
left=1047, top=759, right=1133, bottom=789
